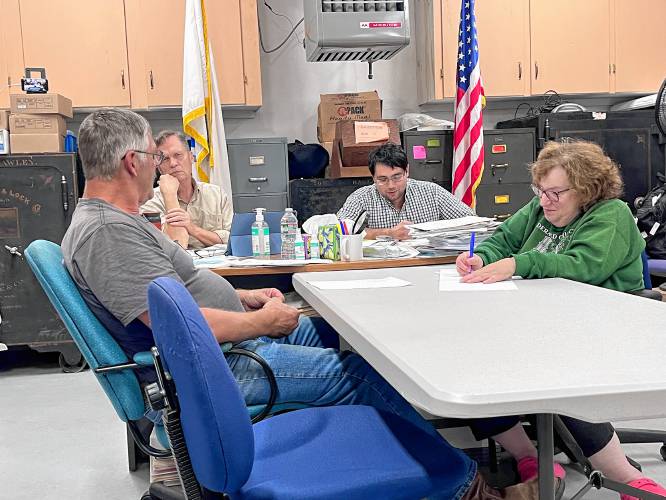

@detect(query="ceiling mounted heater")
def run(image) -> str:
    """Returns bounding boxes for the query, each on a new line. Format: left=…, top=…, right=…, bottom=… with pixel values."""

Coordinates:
left=303, top=1, right=410, bottom=78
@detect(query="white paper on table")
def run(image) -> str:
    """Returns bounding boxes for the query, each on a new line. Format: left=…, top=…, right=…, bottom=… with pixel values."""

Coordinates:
left=308, top=277, right=412, bottom=290
left=438, top=269, right=518, bottom=292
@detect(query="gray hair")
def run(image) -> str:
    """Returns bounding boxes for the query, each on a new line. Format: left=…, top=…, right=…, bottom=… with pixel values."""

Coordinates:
left=155, top=130, right=189, bottom=150
left=79, top=108, right=151, bottom=180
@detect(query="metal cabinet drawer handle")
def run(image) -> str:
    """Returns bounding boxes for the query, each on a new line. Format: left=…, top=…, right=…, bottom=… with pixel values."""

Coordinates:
left=425, top=159, right=442, bottom=164
left=249, top=177, right=268, bottom=182
left=491, top=163, right=509, bottom=176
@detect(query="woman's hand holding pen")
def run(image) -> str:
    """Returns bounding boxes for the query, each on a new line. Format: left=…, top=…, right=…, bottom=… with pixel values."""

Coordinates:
left=456, top=251, right=484, bottom=276
left=460, top=257, right=516, bottom=284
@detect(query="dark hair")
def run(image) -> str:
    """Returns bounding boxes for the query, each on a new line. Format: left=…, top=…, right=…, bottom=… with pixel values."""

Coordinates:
left=368, top=142, right=408, bottom=176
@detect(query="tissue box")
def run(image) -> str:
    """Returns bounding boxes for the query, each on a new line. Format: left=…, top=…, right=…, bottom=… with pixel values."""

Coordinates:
left=317, top=225, right=340, bottom=261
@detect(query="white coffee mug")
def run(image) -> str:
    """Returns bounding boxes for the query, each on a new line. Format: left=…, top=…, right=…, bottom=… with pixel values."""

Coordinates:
left=340, top=234, right=364, bottom=262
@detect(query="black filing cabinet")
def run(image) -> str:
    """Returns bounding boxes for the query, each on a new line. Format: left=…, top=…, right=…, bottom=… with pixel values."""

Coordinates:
left=402, top=130, right=454, bottom=191
left=227, top=137, right=289, bottom=213
left=476, top=129, right=535, bottom=220
left=0, top=154, right=82, bottom=367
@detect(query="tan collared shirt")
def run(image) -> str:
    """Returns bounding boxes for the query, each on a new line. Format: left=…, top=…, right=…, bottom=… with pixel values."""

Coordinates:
left=141, top=180, right=232, bottom=249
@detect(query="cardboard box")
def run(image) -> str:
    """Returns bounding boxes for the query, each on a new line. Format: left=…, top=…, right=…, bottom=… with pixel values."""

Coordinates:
left=329, top=139, right=372, bottom=179
left=10, top=133, right=65, bottom=153
left=9, top=114, right=67, bottom=135
left=10, top=93, right=73, bottom=118
left=320, top=141, right=334, bottom=164
left=0, top=110, right=8, bottom=130
left=337, top=119, right=400, bottom=167
left=317, top=91, right=382, bottom=143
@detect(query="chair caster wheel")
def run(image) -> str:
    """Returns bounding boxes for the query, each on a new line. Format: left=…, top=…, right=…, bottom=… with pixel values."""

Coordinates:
left=140, top=492, right=153, bottom=500
left=660, top=445, right=666, bottom=461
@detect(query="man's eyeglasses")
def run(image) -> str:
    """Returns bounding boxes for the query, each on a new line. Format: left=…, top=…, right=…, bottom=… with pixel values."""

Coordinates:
left=121, top=150, right=166, bottom=166
left=375, top=172, right=405, bottom=186
left=531, top=184, right=572, bottom=202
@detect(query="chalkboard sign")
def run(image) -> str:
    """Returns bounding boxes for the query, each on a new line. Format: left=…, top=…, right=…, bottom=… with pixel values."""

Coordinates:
left=289, top=178, right=372, bottom=225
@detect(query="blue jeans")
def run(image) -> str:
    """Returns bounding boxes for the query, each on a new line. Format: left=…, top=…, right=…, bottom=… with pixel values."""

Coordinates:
left=229, top=316, right=476, bottom=500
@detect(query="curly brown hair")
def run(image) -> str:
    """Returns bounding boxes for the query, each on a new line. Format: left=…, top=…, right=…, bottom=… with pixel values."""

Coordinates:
left=531, top=139, right=623, bottom=211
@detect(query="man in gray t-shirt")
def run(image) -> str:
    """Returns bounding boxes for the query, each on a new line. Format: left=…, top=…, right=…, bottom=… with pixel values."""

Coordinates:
left=60, top=108, right=454, bottom=444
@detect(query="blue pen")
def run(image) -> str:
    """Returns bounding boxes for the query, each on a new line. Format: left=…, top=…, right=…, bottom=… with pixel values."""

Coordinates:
left=468, top=232, right=476, bottom=274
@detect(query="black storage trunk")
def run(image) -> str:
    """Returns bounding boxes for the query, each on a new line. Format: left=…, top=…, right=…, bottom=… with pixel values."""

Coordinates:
left=0, top=153, right=81, bottom=365
left=401, top=130, right=454, bottom=190
left=497, top=110, right=665, bottom=206
left=289, top=178, right=372, bottom=225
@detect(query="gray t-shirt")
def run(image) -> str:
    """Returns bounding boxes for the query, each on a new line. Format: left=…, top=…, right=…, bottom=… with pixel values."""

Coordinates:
left=62, top=198, right=243, bottom=380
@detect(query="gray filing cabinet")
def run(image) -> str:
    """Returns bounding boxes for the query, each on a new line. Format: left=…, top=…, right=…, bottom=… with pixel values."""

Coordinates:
left=227, top=137, right=289, bottom=213
left=476, top=129, right=535, bottom=220
left=402, top=130, right=454, bottom=191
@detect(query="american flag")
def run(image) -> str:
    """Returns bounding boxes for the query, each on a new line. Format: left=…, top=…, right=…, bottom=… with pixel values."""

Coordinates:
left=452, top=0, right=484, bottom=208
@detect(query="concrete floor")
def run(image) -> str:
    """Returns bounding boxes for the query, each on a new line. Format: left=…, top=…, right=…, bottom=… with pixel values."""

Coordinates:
left=2, top=351, right=666, bottom=500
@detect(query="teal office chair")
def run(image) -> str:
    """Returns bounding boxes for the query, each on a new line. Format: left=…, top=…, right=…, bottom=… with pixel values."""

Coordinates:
left=24, top=240, right=284, bottom=473
left=24, top=239, right=171, bottom=471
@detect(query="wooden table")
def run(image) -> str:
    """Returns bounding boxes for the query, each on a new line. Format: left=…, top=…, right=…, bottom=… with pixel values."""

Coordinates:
left=210, top=255, right=456, bottom=277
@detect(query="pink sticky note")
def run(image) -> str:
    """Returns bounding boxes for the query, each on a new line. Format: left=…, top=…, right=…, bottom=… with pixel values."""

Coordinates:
left=412, top=145, right=427, bottom=160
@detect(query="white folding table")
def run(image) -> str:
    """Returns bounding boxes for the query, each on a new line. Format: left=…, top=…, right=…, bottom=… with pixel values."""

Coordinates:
left=293, top=265, right=666, bottom=500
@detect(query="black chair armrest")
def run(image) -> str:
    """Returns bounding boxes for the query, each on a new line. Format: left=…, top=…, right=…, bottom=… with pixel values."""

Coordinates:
left=628, top=289, right=663, bottom=301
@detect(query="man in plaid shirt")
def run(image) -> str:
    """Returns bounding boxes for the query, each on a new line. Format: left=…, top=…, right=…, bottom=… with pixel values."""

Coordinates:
left=337, top=143, right=473, bottom=240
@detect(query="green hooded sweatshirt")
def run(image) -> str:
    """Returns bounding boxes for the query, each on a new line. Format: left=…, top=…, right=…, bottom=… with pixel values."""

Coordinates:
left=474, top=197, right=645, bottom=292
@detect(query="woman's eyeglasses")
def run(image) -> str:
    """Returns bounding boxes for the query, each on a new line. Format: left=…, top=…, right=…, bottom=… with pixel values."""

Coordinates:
left=531, top=184, right=571, bottom=202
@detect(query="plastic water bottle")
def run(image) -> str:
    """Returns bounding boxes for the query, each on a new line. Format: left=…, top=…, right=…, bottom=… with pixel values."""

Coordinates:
left=310, top=236, right=320, bottom=259
left=251, top=208, right=270, bottom=259
left=280, top=208, right=298, bottom=260
left=294, top=232, right=305, bottom=260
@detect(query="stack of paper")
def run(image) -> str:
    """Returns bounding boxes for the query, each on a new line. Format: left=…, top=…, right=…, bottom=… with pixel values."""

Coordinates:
left=408, top=216, right=501, bottom=254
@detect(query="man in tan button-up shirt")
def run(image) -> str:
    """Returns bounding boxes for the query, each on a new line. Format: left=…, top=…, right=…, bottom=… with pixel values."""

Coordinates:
left=141, top=130, right=233, bottom=249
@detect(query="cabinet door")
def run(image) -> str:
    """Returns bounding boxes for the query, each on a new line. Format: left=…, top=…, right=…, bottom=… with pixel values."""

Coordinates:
left=415, top=0, right=444, bottom=103
left=613, top=0, right=666, bottom=93
left=530, top=0, right=611, bottom=95
left=442, top=0, right=530, bottom=98
left=18, top=0, right=130, bottom=107
left=129, top=0, right=252, bottom=107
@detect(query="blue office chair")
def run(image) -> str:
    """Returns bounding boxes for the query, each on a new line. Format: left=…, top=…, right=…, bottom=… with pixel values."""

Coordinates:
left=23, top=240, right=284, bottom=474
left=144, top=276, right=471, bottom=500
left=228, top=211, right=283, bottom=256
left=24, top=239, right=171, bottom=472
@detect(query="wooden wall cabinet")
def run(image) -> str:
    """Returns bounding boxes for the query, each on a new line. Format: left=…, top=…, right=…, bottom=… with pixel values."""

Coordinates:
left=612, top=0, right=666, bottom=93
left=530, top=0, right=611, bottom=95
left=416, top=0, right=666, bottom=103
left=0, top=0, right=261, bottom=110
left=125, top=0, right=261, bottom=109
left=7, top=0, right=131, bottom=108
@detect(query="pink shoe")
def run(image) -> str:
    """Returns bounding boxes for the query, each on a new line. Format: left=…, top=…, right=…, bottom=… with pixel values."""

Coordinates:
left=621, top=478, right=666, bottom=500
left=517, top=456, right=566, bottom=482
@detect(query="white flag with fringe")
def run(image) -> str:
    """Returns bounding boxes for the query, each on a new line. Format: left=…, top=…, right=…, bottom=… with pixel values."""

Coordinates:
left=182, top=0, right=233, bottom=204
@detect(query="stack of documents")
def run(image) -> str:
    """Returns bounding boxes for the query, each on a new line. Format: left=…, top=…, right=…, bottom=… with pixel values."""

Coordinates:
left=408, top=216, right=501, bottom=255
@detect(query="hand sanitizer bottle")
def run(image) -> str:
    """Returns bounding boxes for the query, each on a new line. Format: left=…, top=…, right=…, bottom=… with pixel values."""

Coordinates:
left=251, top=208, right=270, bottom=259
left=294, top=231, right=306, bottom=260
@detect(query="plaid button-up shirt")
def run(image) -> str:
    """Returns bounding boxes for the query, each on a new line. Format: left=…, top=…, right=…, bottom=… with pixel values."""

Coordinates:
left=337, top=179, right=474, bottom=228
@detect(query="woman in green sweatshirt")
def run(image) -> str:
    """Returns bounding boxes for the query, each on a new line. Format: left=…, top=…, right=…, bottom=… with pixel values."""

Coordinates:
left=455, top=140, right=664, bottom=500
